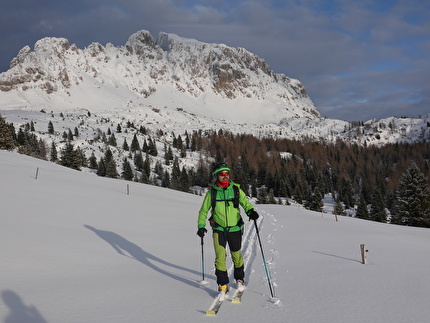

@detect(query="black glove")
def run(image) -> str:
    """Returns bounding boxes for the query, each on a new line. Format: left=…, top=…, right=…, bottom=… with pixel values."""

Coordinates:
left=197, top=228, right=207, bottom=238
left=248, top=210, right=259, bottom=220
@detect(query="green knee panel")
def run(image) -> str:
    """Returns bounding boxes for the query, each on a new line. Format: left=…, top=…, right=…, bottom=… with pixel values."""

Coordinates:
left=231, top=250, right=244, bottom=268
left=213, top=232, right=227, bottom=271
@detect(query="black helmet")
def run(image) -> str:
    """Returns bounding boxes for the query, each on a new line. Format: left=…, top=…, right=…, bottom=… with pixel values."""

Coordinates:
left=212, top=163, right=230, bottom=176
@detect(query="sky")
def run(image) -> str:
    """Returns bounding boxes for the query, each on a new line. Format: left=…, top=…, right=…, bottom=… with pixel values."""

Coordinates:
left=0, top=0, right=429, bottom=121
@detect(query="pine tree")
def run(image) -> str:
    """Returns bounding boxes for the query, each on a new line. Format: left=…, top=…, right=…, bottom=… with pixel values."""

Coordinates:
left=293, top=177, right=307, bottom=205
left=121, top=158, right=134, bottom=181
left=356, top=195, right=369, bottom=219
left=48, top=121, right=54, bottom=134
left=154, top=160, right=163, bottom=179
left=130, top=134, right=140, bottom=152
left=369, top=188, right=386, bottom=223
left=338, top=177, right=355, bottom=209
left=164, top=144, right=173, bottom=165
left=16, top=128, right=26, bottom=145
left=393, top=163, right=430, bottom=227
left=257, top=186, right=268, bottom=204
left=75, top=147, right=87, bottom=168
left=147, top=137, right=158, bottom=156
left=97, top=158, right=106, bottom=177
left=305, top=186, right=324, bottom=212
left=333, top=197, right=346, bottom=216
left=0, top=115, right=16, bottom=150
left=37, top=139, right=47, bottom=160
left=162, top=170, right=171, bottom=188
left=176, top=135, right=183, bottom=151
left=108, top=133, right=117, bottom=147
left=171, top=157, right=181, bottom=190
left=180, top=146, right=186, bottom=158
left=67, top=129, right=73, bottom=141
left=268, top=188, right=277, bottom=204
left=106, top=159, right=118, bottom=178
left=179, top=167, right=191, bottom=192
left=89, top=152, right=98, bottom=169
left=60, top=142, right=80, bottom=170
left=142, top=138, right=148, bottom=153
left=134, top=151, right=144, bottom=171
left=195, top=160, right=209, bottom=187
left=142, top=153, right=151, bottom=180
left=50, top=142, right=58, bottom=162
left=104, top=148, right=114, bottom=165
left=122, top=138, right=129, bottom=151
left=250, top=180, right=257, bottom=198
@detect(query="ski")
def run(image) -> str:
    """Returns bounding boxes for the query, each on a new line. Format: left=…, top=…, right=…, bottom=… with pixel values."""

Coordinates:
left=231, top=289, right=244, bottom=303
left=206, top=291, right=227, bottom=316
left=231, top=281, right=245, bottom=303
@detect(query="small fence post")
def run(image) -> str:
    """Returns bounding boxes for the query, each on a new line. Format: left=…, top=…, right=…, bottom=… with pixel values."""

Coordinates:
left=35, top=167, right=39, bottom=179
left=360, top=244, right=368, bottom=264
left=126, top=184, right=130, bottom=195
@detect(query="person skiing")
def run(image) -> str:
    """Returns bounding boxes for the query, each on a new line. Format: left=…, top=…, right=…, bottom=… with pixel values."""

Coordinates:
left=197, top=162, right=259, bottom=294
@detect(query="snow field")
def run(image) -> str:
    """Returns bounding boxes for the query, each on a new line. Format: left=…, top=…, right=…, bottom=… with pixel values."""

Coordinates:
left=1, top=150, right=430, bottom=322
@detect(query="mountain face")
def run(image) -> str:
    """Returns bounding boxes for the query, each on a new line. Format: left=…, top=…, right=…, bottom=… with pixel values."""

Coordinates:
left=0, top=30, right=429, bottom=145
left=0, top=30, right=316, bottom=120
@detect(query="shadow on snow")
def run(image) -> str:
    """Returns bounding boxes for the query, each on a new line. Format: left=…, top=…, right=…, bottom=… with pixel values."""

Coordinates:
left=84, top=225, right=216, bottom=294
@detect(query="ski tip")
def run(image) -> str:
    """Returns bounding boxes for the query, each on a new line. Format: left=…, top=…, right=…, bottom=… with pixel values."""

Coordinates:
left=206, top=310, right=217, bottom=316
left=268, top=297, right=281, bottom=306
left=231, top=298, right=241, bottom=304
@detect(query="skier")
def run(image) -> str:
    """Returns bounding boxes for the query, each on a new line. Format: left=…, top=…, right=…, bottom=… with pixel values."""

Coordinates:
left=197, top=162, right=259, bottom=294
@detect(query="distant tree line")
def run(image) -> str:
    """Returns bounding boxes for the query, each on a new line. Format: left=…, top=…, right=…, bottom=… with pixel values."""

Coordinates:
left=1, top=114, right=429, bottom=228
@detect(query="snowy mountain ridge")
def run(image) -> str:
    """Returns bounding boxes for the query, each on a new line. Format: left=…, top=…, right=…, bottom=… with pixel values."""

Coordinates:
left=0, top=30, right=429, bottom=145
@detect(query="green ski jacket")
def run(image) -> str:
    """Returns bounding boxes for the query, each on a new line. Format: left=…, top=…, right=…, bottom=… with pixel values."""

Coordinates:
left=198, top=181, right=254, bottom=232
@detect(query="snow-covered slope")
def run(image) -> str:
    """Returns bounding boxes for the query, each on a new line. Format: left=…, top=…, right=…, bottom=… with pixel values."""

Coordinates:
left=2, top=150, right=430, bottom=322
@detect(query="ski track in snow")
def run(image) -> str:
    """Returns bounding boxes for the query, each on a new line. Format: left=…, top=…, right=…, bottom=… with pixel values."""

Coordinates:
left=230, top=209, right=284, bottom=310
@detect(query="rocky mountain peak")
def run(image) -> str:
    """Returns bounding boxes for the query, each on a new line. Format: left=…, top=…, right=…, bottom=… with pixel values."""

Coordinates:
left=0, top=30, right=316, bottom=120
left=125, top=30, right=160, bottom=56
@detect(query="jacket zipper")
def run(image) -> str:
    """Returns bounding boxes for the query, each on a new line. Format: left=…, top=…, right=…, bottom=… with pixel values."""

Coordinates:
left=223, top=189, right=229, bottom=228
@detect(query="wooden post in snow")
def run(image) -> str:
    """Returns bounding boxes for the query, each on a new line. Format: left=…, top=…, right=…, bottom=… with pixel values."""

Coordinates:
left=360, top=244, right=368, bottom=264
left=35, top=167, right=39, bottom=179
left=126, top=184, right=130, bottom=195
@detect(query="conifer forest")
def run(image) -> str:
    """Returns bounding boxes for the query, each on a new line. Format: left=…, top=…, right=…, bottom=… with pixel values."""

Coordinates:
left=1, top=114, right=429, bottom=228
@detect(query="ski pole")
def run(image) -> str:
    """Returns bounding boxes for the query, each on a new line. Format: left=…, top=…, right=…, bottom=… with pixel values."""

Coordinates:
left=201, top=236, right=205, bottom=281
left=253, top=219, right=275, bottom=298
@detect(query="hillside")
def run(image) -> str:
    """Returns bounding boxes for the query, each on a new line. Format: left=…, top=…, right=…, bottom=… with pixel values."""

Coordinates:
left=1, top=150, right=430, bottom=322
